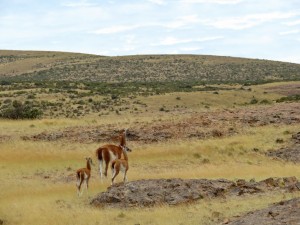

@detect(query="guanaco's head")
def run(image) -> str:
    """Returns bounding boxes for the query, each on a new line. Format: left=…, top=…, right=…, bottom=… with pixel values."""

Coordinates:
left=85, top=157, right=94, bottom=166
left=122, top=145, right=132, bottom=152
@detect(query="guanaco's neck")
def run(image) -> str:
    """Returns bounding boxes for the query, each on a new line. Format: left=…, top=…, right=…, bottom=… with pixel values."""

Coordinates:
left=119, top=132, right=126, bottom=147
left=86, top=161, right=91, bottom=170
left=122, top=148, right=128, bottom=161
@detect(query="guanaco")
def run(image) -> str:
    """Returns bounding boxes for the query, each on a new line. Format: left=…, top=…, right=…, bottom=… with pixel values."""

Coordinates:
left=76, top=157, right=94, bottom=196
left=96, top=129, right=131, bottom=179
left=111, top=146, right=129, bottom=185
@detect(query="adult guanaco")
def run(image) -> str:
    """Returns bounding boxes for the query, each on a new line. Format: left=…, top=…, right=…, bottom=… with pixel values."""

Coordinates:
left=96, top=129, right=131, bottom=180
left=76, top=157, right=94, bottom=196
left=111, top=146, right=129, bottom=185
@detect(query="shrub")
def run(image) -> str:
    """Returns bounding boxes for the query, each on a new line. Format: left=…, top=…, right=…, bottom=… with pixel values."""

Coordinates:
left=0, top=100, right=43, bottom=119
left=250, top=97, right=258, bottom=104
left=276, top=95, right=300, bottom=102
left=3, top=99, right=12, bottom=104
left=0, top=80, right=11, bottom=85
left=260, top=99, right=271, bottom=104
left=27, top=94, right=36, bottom=99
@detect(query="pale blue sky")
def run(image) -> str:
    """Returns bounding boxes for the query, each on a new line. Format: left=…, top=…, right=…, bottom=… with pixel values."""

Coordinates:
left=1, top=0, right=300, bottom=63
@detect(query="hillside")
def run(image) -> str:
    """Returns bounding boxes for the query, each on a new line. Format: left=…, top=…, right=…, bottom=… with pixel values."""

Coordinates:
left=1, top=50, right=300, bottom=83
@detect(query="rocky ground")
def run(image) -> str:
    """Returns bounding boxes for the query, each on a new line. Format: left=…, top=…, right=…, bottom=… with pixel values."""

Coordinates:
left=266, top=132, right=300, bottom=163
left=21, top=103, right=300, bottom=143
left=90, top=177, right=300, bottom=224
left=90, top=177, right=300, bottom=208
left=266, top=83, right=300, bottom=96
left=225, top=197, right=300, bottom=225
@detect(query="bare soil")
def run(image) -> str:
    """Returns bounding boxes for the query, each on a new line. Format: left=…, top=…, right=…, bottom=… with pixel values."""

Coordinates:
left=21, top=103, right=300, bottom=144
left=266, top=83, right=300, bottom=96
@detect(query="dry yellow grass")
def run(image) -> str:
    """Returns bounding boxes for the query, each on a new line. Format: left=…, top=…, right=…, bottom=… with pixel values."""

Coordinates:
left=0, top=81, right=299, bottom=225
left=138, top=85, right=282, bottom=112
left=1, top=118, right=299, bottom=225
left=1, top=180, right=299, bottom=225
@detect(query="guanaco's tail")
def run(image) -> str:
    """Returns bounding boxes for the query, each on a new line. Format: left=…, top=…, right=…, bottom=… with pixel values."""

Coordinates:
left=96, top=147, right=103, bottom=160
left=76, top=171, right=80, bottom=180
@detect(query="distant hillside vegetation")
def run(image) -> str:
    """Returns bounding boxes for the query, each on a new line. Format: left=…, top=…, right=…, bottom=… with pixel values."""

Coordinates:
left=1, top=50, right=299, bottom=83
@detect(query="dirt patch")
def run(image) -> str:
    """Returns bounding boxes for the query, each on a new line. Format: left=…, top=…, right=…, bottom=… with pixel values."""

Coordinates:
left=0, top=135, right=11, bottom=143
left=21, top=126, right=122, bottom=143
left=225, top=197, right=300, bottom=225
left=22, top=103, right=300, bottom=144
left=266, top=132, right=300, bottom=163
left=266, top=83, right=300, bottom=96
left=90, top=177, right=300, bottom=208
left=31, top=167, right=77, bottom=183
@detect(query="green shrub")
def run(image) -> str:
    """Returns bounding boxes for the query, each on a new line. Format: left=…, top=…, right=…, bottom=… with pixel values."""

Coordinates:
left=0, top=80, right=11, bottom=85
left=276, top=95, right=300, bottom=102
left=260, top=99, right=271, bottom=104
left=0, top=100, right=43, bottom=119
left=250, top=97, right=258, bottom=104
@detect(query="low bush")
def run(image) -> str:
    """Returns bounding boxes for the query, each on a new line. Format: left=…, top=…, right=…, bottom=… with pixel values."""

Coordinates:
left=0, top=100, right=43, bottom=119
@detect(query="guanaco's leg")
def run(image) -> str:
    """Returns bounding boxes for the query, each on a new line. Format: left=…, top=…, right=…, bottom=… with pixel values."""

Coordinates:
left=103, top=151, right=110, bottom=177
left=123, top=170, right=127, bottom=183
left=111, top=164, right=120, bottom=185
left=78, top=175, right=84, bottom=196
left=98, top=159, right=103, bottom=179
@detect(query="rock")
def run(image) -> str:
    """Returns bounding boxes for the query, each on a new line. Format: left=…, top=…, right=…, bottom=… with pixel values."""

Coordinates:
left=292, top=132, right=300, bottom=144
left=222, top=218, right=230, bottom=224
left=236, top=179, right=246, bottom=186
left=21, top=104, right=300, bottom=144
left=226, top=198, right=300, bottom=225
left=266, top=132, right=300, bottom=163
left=266, top=147, right=300, bottom=163
left=90, top=177, right=299, bottom=208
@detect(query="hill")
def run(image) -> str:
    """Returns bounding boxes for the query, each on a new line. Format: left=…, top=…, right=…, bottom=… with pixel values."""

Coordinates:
left=1, top=50, right=300, bottom=83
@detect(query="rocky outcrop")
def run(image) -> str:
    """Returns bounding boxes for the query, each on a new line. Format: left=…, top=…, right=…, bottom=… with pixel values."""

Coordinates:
left=90, top=177, right=300, bottom=208
left=225, top=197, right=300, bottom=225
left=21, top=103, right=300, bottom=143
left=266, top=132, right=300, bottom=163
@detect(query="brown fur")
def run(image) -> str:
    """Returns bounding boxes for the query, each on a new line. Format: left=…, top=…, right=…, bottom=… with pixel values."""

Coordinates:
left=111, top=147, right=129, bottom=185
left=76, top=157, right=93, bottom=196
left=96, top=129, right=131, bottom=179
left=119, top=129, right=126, bottom=146
left=96, top=144, right=123, bottom=177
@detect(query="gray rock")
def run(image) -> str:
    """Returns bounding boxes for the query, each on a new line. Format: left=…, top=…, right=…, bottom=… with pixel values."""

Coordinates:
left=90, top=177, right=299, bottom=208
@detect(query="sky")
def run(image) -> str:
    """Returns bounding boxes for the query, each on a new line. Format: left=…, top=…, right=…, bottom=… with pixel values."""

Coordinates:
left=1, top=0, right=300, bottom=63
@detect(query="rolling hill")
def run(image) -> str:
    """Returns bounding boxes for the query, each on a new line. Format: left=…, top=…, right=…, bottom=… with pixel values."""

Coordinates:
left=1, top=50, right=300, bottom=83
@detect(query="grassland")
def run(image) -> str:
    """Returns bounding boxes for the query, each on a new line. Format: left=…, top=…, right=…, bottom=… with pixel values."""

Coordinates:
left=1, top=122, right=299, bottom=225
left=0, top=50, right=299, bottom=224
left=0, top=79, right=300, bottom=225
left=0, top=80, right=297, bottom=119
